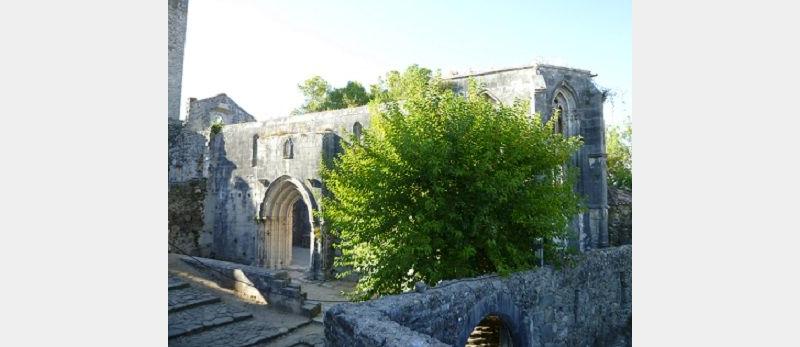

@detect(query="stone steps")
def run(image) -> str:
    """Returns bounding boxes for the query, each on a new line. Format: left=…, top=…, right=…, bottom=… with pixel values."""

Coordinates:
left=250, top=321, right=324, bottom=347
left=302, top=300, right=321, bottom=318
left=178, top=255, right=321, bottom=318
left=168, top=301, right=253, bottom=339
left=169, top=285, right=222, bottom=313
left=169, top=319, right=313, bottom=347
left=169, top=275, right=190, bottom=290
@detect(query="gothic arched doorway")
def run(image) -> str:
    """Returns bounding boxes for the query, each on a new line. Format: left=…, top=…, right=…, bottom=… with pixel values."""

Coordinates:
left=258, top=176, right=319, bottom=273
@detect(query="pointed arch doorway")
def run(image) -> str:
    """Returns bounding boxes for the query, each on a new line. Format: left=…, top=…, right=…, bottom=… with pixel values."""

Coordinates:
left=258, top=176, right=320, bottom=275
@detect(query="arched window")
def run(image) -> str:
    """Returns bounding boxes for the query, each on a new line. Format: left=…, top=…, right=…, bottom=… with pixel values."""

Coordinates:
left=551, top=87, right=577, bottom=136
left=353, top=122, right=363, bottom=142
left=552, top=101, right=565, bottom=134
left=283, top=138, right=294, bottom=159
left=252, top=135, right=259, bottom=167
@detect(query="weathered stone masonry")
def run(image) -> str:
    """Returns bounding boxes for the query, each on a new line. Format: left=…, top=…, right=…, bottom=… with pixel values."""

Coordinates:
left=202, top=106, right=370, bottom=280
left=449, top=65, right=609, bottom=252
left=167, top=65, right=609, bottom=280
left=168, top=94, right=256, bottom=257
left=325, top=245, right=631, bottom=346
left=168, top=0, right=189, bottom=121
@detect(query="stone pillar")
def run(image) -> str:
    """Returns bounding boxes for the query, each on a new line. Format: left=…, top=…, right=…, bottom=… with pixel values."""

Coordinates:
left=168, top=0, right=189, bottom=120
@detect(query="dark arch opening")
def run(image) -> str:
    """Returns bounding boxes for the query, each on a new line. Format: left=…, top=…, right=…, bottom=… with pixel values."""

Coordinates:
left=283, top=138, right=294, bottom=159
left=252, top=134, right=259, bottom=166
left=465, top=315, right=514, bottom=347
left=259, top=175, right=320, bottom=275
left=553, top=104, right=565, bottom=134
left=353, top=122, right=363, bottom=141
left=290, top=199, right=312, bottom=269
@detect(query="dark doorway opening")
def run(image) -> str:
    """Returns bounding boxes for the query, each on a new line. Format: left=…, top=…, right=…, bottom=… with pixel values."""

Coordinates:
left=291, top=199, right=312, bottom=268
left=465, top=315, right=513, bottom=347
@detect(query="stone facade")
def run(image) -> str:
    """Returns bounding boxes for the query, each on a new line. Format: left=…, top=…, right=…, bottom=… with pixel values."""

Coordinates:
left=168, top=65, right=609, bottom=280
left=186, top=93, right=257, bottom=132
left=449, top=65, right=609, bottom=252
left=168, top=0, right=189, bottom=120
left=201, top=107, right=369, bottom=279
left=324, top=245, right=632, bottom=346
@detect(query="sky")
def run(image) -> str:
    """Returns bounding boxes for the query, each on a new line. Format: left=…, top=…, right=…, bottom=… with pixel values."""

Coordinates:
left=180, top=0, right=631, bottom=125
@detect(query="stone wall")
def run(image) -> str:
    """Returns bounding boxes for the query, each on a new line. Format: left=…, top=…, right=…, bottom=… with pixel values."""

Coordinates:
left=202, top=106, right=369, bottom=276
left=169, top=118, right=209, bottom=183
left=449, top=65, right=608, bottom=252
left=188, top=64, right=607, bottom=278
left=178, top=254, right=321, bottom=317
left=186, top=94, right=257, bottom=132
left=169, top=117, right=211, bottom=257
left=169, top=178, right=209, bottom=256
left=168, top=0, right=189, bottom=120
left=608, top=187, right=632, bottom=246
left=325, top=245, right=631, bottom=347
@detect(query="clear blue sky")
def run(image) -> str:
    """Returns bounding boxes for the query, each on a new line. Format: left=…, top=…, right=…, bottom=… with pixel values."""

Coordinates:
left=181, top=0, right=631, bottom=124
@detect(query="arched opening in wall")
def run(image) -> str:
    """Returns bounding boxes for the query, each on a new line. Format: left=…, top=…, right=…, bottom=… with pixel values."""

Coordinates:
left=252, top=135, right=259, bottom=167
left=290, top=199, right=312, bottom=268
left=259, top=176, right=317, bottom=272
left=551, top=86, right=578, bottom=137
left=553, top=103, right=565, bottom=134
left=465, top=315, right=513, bottom=347
left=283, top=138, right=294, bottom=159
left=353, top=122, right=363, bottom=142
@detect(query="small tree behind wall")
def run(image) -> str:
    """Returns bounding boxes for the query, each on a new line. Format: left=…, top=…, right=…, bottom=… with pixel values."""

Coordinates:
left=606, top=119, right=632, bottom=190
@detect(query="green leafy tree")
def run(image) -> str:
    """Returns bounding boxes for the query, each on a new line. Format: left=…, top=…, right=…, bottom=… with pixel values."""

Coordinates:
left=320, top=65, right=584, bottom=300
left=606, top=119, right=632, bottom=189
left=295, top=78, right=372, bottom=113
left=295, top=76, right=331, bottom=113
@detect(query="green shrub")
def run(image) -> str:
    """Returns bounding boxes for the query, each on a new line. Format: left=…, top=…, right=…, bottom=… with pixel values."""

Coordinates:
left=321, top=66, right=583, bottom=300
left=606, top=119, right=632, bottom=189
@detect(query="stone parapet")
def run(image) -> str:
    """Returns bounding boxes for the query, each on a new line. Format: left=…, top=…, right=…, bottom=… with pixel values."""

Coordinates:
left=325, top=246, right=631, bottom=346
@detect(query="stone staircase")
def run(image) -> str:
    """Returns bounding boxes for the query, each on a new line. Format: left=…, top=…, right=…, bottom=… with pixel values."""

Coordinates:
left=465, top=316, right=507, bottom=347
left=168, top=274, right=316, bottom=347
left=177, top=255, right=321, bottom=318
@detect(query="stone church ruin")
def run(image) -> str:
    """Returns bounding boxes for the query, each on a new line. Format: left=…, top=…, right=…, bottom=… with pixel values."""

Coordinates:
left=168, top=1, right=630, bottom=346
left=169, top=64, right=610, bottom=279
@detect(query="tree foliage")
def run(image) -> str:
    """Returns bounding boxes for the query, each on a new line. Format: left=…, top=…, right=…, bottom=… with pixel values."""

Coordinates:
left=606, top=119, right=632, bottom=189
left=294, top=76, right=372, bottom=114
left=320, top=65, right=584, bottom=300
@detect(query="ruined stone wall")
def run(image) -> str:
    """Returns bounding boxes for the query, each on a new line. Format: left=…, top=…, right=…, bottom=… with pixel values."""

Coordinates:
left=169, top=178, right=208, bottom=256
left=608, top=187, right=632, bottom=246
left=325, top=246, right=631, bottom=347
left=186, top=94, right=258, bottom=132
left=169, top=118, right=211, bottom=256
left=449, top=65, right=609, bottom=252
left=169, top=119, right=209, bottom=183
left=448, top=67, right=537, bottom=107
left=202, top=107, right=370, bottom=269
left=195, top=64, right=607, bottom=276
left=168, top=0, right=189, bottom=120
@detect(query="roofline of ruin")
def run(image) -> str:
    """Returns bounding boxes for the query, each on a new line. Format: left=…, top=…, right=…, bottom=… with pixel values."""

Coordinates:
left=445, top=63, right=593, bottom=80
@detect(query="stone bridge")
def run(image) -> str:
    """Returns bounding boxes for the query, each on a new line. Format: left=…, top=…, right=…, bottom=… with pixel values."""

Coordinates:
left=324, top=246, right=631, bottom=346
